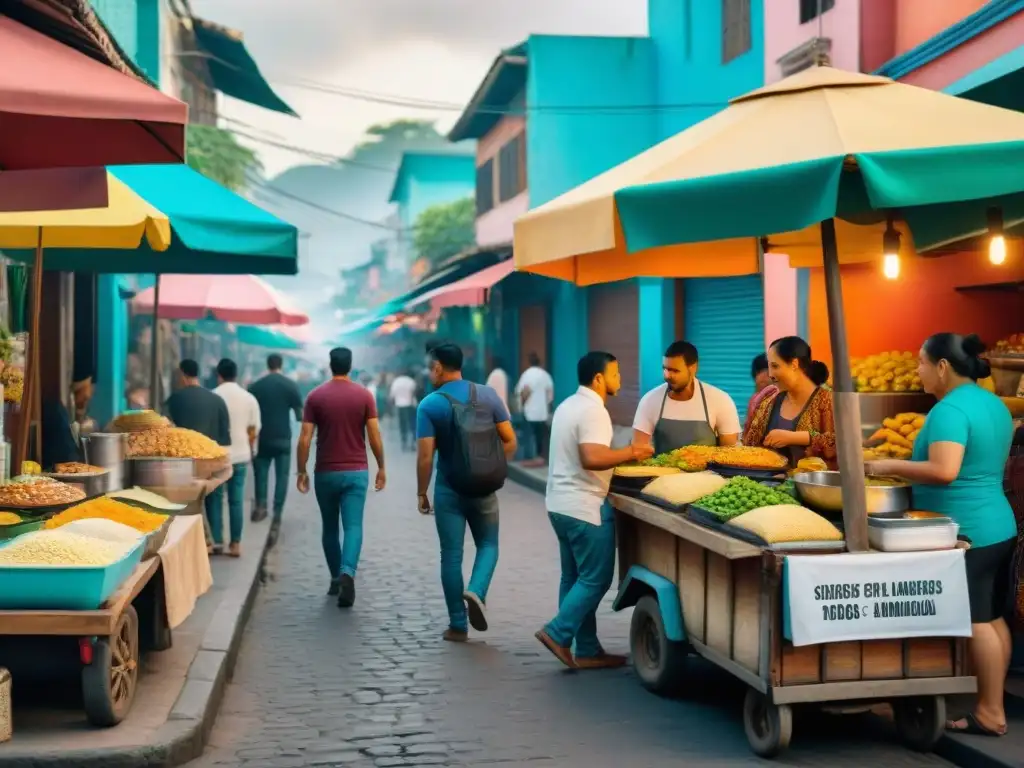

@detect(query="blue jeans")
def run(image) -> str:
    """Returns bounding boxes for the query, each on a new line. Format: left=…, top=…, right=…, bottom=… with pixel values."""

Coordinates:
left=253, top=448, right=289, bottom=520
left=205, top=463, right=248, bottom=545
left=434, top=483, right=500, bottom=632
left=544, top=503, right=616, bottom=658
left=314, top=470, right=369, bottom=579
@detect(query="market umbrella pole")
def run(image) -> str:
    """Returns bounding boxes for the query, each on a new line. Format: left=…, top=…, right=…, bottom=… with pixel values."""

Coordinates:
left=820, top=219, right=869, bottom=552
left=15, top=233, right=44, bottom=469
left=150, top=274, right=161, bottom=413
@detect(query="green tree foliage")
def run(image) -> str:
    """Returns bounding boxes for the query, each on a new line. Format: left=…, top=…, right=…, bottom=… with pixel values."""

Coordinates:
left=412, top=197, right=476, bottom=268
left=186, top=124, right=262, bottom=192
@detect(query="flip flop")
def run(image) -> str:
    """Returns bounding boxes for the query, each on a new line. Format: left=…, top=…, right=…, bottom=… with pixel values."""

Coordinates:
left=946, top=713, right=1006, bottom=737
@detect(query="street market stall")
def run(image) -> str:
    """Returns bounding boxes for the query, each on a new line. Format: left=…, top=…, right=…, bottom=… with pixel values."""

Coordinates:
left=513, top=66, right=1024, bottom=757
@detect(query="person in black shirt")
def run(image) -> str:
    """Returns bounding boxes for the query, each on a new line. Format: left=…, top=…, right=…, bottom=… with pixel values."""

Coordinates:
left=248, top=354, right=303, bottom=525
left=166, top=359, right=230, bottom=447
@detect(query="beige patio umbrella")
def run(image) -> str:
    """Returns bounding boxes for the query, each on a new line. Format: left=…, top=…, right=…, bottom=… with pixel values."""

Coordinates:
left=514, top=66, right=1024, bottom=550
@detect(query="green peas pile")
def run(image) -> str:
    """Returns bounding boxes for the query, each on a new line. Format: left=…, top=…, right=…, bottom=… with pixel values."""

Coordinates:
left=695, top=476, right=795, bottom=521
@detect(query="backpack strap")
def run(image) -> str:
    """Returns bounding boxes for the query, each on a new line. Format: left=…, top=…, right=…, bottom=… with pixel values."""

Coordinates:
left=468, top=382, right=478, bottom=406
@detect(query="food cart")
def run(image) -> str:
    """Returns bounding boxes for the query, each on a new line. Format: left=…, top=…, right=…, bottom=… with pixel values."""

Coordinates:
left=610, top=492, right=974, bottom=757
left=512, top=66, right=1024, bottom=758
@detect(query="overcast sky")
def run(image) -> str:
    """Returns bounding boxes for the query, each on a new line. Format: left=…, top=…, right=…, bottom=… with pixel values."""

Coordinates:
left=189, top=0, right=649, bottom=177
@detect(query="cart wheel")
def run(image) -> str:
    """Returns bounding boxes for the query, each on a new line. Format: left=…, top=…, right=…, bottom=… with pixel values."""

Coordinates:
left=82, top=606, right=139, bottom=727
left=629, top=595, right=688, bottom=695
left=893, top=696, right=946, bottom=752
left=743, top=688, right=793, bottom=759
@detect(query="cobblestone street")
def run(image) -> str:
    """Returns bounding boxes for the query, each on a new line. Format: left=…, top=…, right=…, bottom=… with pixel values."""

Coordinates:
left=189, top=435, right=954, bottom=768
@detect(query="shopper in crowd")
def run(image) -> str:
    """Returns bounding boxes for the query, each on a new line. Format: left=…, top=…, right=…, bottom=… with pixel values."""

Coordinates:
left=249, top=354, right=304, bottom=532
left=486, top=356, right=509, bottom=412
left=297, top=347, right=386, bottom=608
left=743, top=336, right=835, bottom=468
left=166, top=358, right=230, bottom=449
left=389, top=368, right=418, bottom=451
left=536, top=351, right=654, bottom=669
left=745, top=353, right=777, bottom=432
left=415, top=342, right=516, bottom=642
left=865, top=333, right=1016, bottom=737
left=212, top=358, right=262, bottom=558
left=633, top=341, right=742, bottom=455
left=515, top=352, right=554, bottom=465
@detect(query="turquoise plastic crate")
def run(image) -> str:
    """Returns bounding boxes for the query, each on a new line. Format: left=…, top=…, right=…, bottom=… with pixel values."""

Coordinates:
left=0, top=538, right=145, bottom=611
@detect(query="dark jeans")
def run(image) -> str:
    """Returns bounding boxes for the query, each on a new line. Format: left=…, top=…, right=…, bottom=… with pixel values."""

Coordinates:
left=397, top=406, right=416, bottom=448
left=253, top=448, right=289, bottom=520
left=314, top=470, right=369, bottom=579
left=434, top=483, right=500, bottom=632
left=205, top=463, right=248, bottom=545
left=530, top=420, right=549, bottom=462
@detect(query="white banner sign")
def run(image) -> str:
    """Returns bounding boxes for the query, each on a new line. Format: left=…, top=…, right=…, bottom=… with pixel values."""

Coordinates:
left=784, top=549, right=971, bottom=647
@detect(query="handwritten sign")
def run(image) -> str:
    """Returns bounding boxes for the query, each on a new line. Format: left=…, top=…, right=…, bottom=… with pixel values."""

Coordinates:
left=783, top=550, right=971, bottom=647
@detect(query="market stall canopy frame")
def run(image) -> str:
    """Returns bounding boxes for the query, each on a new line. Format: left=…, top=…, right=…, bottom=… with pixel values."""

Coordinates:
left=513, top=66, right=1024, bottom=285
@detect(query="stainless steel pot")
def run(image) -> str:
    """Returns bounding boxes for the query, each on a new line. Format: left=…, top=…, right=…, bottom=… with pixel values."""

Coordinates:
left=127, top=457, right=194, bottom=487
left=81, top=433, right=128, bottom=492
left=792, top=471, right=911, bottom=516
left=44, top=470, right=109, bottom=499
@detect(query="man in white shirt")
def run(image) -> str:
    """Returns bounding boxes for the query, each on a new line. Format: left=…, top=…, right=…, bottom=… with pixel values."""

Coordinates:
left=389, top=371, right=418, bottom=452
left=213, top=358, right=262, bottom=557
left=633, top=340, right=742, bottom=455
left=485, top=356, right=509, bottom=411
left=515, top=353, right=554, bottom=464
left=535, top=351, right=654, bottom=670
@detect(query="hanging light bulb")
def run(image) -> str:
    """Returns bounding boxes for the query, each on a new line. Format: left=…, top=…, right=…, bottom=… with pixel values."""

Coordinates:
left=987, top=207, right=1007, bottom=265
left=882, top=218, right=901, bottom=280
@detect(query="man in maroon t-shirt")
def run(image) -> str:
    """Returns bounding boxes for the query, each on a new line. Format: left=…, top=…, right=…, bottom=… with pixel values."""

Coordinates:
left=296, top=347, right=386, bottom=608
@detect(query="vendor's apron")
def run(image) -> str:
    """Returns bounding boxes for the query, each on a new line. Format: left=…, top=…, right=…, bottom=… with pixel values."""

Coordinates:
left=652, top=382, right=717, bottom=454
left=767, top=388, right=818, bottom=467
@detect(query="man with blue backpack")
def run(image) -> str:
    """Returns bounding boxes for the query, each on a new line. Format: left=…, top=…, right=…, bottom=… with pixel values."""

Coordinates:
left=415, top=342, right=517, bottom=642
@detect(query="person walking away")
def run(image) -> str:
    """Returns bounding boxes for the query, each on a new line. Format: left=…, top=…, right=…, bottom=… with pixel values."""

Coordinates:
left=297, top=347, right=386, bottom=608
left=390, top=370, right=418, bottom=451
left=515, top=353, right=554, bottom=465
left=248, top=354, right=304, bottom=534
left=166, top=359, right=231, bottom=554
left=865, top=333, right=1016, bottom=737
left=633, top=340, right=742, bottom=455
left=213, top=358, right=261, bottom=558
left=415, top=342, right=516, bottom=642
left=485, top=356, right=509, bottom=412
left=536, top=351, right=654, bottom=668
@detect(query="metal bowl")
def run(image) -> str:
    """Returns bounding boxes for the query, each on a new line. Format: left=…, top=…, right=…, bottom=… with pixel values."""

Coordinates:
left=792, top=471, right=911, bottom=516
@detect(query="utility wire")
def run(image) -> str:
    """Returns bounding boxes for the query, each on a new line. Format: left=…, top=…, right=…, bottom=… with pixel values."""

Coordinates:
left=251, top=182, right=410, bottom=232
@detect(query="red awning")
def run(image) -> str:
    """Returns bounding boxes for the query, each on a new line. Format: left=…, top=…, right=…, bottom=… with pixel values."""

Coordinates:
left=412, top=260, right=515, bottom=310
left=0, top=16, right=188, bottom=170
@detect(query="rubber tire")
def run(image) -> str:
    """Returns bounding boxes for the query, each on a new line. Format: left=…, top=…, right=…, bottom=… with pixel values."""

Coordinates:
left=82, top=606, right=139, bottom=727
left=743, top=688, right=793, bottom=759
left=629, top=594, right=688, bottom=695
left=893, top=696, right=946, bottom=752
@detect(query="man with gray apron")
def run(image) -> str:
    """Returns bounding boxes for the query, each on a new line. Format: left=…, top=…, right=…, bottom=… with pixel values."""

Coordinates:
left=632, top=340, right=743, bottom=455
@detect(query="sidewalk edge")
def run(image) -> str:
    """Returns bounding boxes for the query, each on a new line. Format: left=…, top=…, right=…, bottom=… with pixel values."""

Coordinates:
left=507, top=464, right=545, bottom=495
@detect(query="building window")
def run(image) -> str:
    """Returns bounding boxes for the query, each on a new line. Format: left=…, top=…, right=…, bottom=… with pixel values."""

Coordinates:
left=476, top=158, right=494, bottom=216
left=722, top=0, right=751, bottom=63
left=800, top=0, right=835, bottom=25
left=497, top=133, right=527, bottom=203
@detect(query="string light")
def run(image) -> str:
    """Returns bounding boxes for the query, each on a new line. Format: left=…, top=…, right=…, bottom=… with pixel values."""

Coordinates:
left=882, top=218, right=901, bottom=280
left=987, top=208, right=1007, bottom=266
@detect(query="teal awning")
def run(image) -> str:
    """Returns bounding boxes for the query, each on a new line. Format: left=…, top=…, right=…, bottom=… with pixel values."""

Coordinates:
left=7, top=164, right=299, bottom=275
left=237, top=324, right=301, bottom=350
left=192, top=17, right=296, bottom=117
left=944, top=44, right=1024, bottom=111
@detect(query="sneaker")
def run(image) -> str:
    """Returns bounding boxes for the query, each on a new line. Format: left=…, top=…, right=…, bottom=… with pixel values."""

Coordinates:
left=443, top=628, right=468, bottom=643
left=251, top=507, right=268, bottom=523
left=337, top=574, right=356, bottom=608
left=327, top=578, right=341, bottom=596
left=463, top=591, right=488, bottom=632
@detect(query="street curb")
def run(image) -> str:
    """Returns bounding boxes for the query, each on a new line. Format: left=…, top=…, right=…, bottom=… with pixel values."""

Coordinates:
left=507, top=463, right=545, bottom=495
left=0, top=521, right=272, bottom=768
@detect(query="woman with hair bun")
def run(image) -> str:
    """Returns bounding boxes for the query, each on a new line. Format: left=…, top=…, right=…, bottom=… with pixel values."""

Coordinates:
left=866, top=332, right=1016, bottom=737
left=743, top=336, right=836, bottom=468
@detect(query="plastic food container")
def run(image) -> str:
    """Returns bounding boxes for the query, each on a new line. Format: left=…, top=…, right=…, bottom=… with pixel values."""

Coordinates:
left=0, top=539, right=145, bottom=610
left=867, top=516, right=959, bottom=552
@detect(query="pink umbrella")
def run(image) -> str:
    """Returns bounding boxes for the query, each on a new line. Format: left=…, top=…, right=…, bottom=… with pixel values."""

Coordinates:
left=132, top=274, right=308, bottom=325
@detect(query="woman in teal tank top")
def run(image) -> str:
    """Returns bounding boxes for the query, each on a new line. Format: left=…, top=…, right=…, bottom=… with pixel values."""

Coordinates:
left=866, top=333, right=1016, bottom=738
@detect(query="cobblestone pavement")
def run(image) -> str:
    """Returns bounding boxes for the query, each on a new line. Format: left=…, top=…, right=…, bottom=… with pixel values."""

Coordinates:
left=189, top=435, right=953, bottom=768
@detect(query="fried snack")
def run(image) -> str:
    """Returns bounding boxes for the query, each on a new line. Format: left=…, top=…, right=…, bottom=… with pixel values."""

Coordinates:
left=710, top=446, right=789, bottom=471
left=127, top=427, right=228, bottom=460
left=0, top=478, right=86, bottom=508
left=0, top=365, right=23, bottom=404
left=0, top=512, right=22, bottom=525
left=114, top=409, right=167, bottom=432
left=46, top=497, right=167, bottom=534
left=613, top=465, right=682, bottom=477
left=53, top=462, right=107, bottom=475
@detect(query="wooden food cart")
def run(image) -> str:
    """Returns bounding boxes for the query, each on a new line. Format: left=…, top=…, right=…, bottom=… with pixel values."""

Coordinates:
left=610, top=493, right=977, bottom=759
left=0, top=555, right=172, bottom=726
